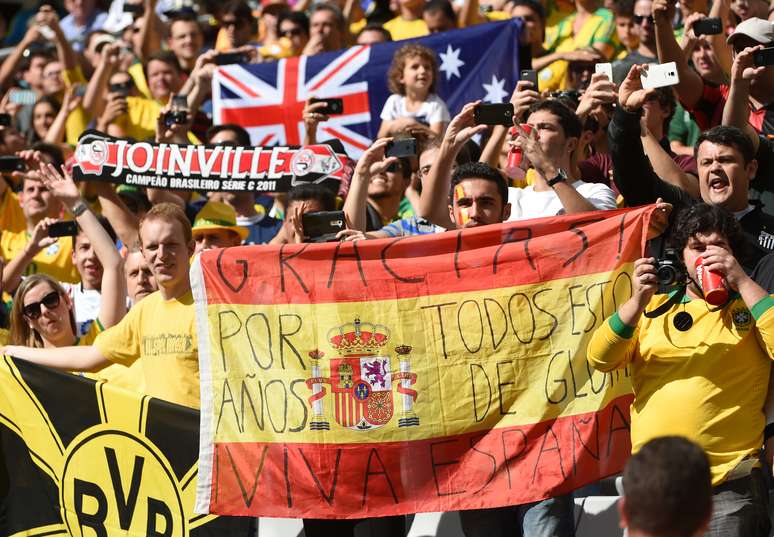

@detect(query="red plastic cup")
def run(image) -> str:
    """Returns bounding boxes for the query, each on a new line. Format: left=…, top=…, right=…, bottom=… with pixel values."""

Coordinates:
left=695, top=257, right=728, bottom=306
left=505, top=124, right=532, bottom=174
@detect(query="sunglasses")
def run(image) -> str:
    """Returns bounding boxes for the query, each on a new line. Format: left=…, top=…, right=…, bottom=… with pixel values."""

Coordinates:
left=633, top=14, right=655, bottom=25
left=22, top=290, right=61, bottom=320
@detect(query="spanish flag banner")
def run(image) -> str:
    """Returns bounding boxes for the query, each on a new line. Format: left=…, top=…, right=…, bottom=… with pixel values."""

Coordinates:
left=193, top=206, right=654, bottom=518
left=0, top=357, right=252, bottom=536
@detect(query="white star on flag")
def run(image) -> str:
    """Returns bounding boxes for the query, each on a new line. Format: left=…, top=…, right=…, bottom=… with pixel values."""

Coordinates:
left=482, top=75, right=508, bottom=103
left=439, top=45, right=465, bottom=80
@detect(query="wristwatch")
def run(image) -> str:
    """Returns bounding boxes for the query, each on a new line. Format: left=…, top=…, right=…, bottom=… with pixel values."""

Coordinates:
left=547, top=168, right=568, bottom=188
left=70, top=200, right=88, bottom=217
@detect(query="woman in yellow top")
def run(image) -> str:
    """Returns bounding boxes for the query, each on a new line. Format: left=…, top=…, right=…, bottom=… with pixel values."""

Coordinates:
left=535, top=0, right=617, bottom=91
left=7, top=164, right=126, bottom=355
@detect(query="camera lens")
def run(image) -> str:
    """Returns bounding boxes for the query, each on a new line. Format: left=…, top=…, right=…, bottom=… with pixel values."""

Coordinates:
left=656, top=265, right=676, bottom=285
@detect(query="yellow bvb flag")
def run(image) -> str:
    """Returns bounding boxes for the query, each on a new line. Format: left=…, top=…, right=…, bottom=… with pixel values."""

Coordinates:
left=0, top=356, right=252, bottom=537
left=192, top=205, right=656, bottom=519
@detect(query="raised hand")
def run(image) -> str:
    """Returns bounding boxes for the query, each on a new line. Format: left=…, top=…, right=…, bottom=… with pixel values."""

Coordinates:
left=576, top=73, right=617, bottom=117
left=619, top=64, right=656, bottom=113
left=38, top=163, right=81, bottom=209
left=354, top=137, right=395, bottom=178
left=731, top=46, right=766, bottom=83
left=444, top=101, right=488, bottom=150
left=511, top=80, right=540, bottom=119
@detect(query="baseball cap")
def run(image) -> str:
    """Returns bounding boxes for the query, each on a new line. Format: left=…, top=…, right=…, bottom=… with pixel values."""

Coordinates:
left=727, top=17, right=774, bottom=45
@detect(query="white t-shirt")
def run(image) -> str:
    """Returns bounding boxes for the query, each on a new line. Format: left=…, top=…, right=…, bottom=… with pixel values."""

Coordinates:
left=379, top=94, right=450, bottom=126
left=506, top=180, right=617, bottom=221
left=61, top=283, right=102, bottom=337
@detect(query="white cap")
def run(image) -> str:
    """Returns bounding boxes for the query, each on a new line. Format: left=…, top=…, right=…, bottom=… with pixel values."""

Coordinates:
left=727, top=17, right=774, bottom=45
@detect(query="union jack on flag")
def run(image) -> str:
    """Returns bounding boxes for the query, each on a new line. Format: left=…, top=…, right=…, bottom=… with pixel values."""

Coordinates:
left=212, top=19, right=521, bottom=158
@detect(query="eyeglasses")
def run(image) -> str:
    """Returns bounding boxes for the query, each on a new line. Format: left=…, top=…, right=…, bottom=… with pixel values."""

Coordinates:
left=633, top=14, right=655, bottom=25
left=281, top=27, right=303, bottom=37
left=22, top=290, right=61, bottom=320
left=222, top=19, right=240, bottom=28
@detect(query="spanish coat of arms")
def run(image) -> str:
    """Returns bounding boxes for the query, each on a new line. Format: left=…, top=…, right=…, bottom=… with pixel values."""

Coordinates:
left=305, top=318, right=419, bottom=431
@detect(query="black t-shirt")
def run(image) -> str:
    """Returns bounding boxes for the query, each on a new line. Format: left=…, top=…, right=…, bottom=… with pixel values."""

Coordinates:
left=752, top=252, right=774, bottom=293
left=752, top=136, right=774, bottom=218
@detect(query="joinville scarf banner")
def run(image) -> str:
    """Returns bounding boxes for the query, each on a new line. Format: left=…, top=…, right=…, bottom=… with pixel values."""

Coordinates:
left=0, top=356, right=252, bottom=536
left=72, top=130, right=349, bottom=193
left=192, top=206, right=655, bottom=519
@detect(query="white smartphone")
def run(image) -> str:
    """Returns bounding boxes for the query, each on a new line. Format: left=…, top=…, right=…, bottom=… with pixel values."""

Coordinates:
left=640, top=62, right=680, bottom=89
left=595, top=62, right=613, bottom=81
left=38, top=25, right=55, bottom=40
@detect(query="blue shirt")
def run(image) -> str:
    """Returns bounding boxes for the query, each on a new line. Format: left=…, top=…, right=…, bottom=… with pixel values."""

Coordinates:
left=59, top=10, right=108, bottom=52
left=380, top=216, right=444, bottom=237
left=240, top=215, right=283, bottom=245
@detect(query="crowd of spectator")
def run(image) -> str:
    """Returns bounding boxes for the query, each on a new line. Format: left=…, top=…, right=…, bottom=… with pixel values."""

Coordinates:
left=0, top=0, right=774, bottom=533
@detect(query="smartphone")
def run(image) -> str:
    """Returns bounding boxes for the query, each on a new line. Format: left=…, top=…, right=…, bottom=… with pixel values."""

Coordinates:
left=48, top=221, right=79, bottom=238
left=519, top=69, right=538, bottom=88
left=640, top=62, right=680, bottom=89
left=0, top=156, right=24, bottom=172
left=693, top=17, right=722, bottom=36
left=595, top=62, right=613, bottom=80
left=0, top=113, right=11, bottom=127
left=310, top=97, right=344, bottom=115
left=474, top=103, right=515, bottom=126
left=215, top=52, right=248, bottom=65
left=753, top=47, right=774, bottom=67
left=123, top=2, right=144, bottom=14
left=8, top=89, right=37, bottom=106
left=302, top=210, right=346, bottom=242
left=385, top=137, right=417, bottom=158
left=108, top=81, right=131, bottom=96
left=73, top=84, right=86, bottom=97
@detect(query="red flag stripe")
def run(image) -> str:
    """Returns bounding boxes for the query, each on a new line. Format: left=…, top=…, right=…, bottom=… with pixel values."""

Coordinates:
left=307, top=46, right=369, bottom=93
left=219, top=68, right=261, bottom=98
left=208, top=395, right=633, bottom=518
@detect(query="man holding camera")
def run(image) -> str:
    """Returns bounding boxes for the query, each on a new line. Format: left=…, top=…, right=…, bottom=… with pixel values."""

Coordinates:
left=587, top=202, right=774, bottom=536
left=609, top=64, right=774, bottom=272
left=0, top=146, right=79, bottom=293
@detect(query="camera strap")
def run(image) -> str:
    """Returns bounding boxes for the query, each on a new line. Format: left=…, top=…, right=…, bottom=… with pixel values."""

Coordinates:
left=643, top=285, right=687, bottom=319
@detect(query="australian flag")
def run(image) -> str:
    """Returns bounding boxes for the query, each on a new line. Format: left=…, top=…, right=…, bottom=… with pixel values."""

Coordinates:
left=212, top=19, right=521, bottom=158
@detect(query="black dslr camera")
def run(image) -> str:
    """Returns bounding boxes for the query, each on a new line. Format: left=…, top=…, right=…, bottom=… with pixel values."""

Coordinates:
left=654, top=248, right=687, bottom=294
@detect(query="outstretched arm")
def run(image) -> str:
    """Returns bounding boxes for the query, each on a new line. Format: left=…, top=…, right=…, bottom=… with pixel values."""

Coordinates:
left=417, top=101, right=487, bottom=228
left=343, top=138, right=394, bottom=233
left=653, top=0, right=705, bottom=109
left=609, top=65, right=691, bottom=207
left=1, top=344, right=110, bottom=372
left=723, top=46, right=762, bottom=152
left=38, top=164, right=127, bottom=330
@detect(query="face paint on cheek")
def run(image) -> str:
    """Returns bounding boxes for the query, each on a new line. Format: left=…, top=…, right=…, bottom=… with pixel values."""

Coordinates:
left=454, top=184, right=472, bottom=225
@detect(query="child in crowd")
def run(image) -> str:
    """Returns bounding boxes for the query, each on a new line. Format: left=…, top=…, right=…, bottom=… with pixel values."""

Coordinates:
left=613, top=0, right=639, bottom=59
left=377, top=44, right=450, bottom=138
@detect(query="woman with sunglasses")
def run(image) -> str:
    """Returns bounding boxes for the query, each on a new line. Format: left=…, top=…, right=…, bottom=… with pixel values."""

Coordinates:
left=5, top=164, right=126, bottom=363
left=9, top=274, right=85, bottom=347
